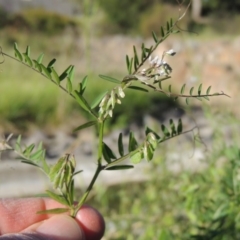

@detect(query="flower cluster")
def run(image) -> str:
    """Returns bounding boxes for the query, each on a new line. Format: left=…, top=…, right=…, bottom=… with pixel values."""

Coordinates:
left=99, top=86, right=125, bottom=119
left=137, top=49, right=176, bottom=83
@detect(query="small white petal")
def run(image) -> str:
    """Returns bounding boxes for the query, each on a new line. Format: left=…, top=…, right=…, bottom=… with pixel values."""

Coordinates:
left=108, top=109, right=113, bottom=117
left=165, top=49, right=176, bottom=56
left=117, top=87, right=125, bottom=98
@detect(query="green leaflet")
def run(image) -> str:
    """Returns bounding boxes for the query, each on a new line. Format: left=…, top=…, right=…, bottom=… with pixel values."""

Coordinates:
left=181, top=84, right=186, bottom=94
left=141, top=43, right=147, bottom=61
left=128, top=132, right=138, bottom=152
left=21, top=160, right=40, bottom=168
left=37, top=208, right=69, bottom=215
left=161, top=124, right=170, bottom=138
left=47, top=58, right=56, bottom=68
left=198, top=83, right=202, bottom=95
left=49, top=157, right=66, bottom=183
left=106, top=165, right=134, bottom=170
left=143, top=142, right=154, bottom=161
left=51, top=67, right=60, bottom=85
left=145, top=127, right=161, bottom=141
left=99, top=75, right=121, bottom=84
left=152, top=31, right=158, bottom=43
left=68, top=65, right=75, bottom=81
left=37, top=53, right=44, bottom=64
left=59, top=65, right=73, bottom=81
left=41, top=64, right=52, bottom=79
left=40, top=150, right=50, bottom=174
left=73, top=120, right=97, bottom=132
left=66, top=77, right=72, bottom=93
left=102, top=142, right=117, bottom=163
left=45, top=190, right=69, bottom=206
left=130, top=150, right=143, bottom=164
left=126, top=54, right=130, bottom=67
left=133, top=45, right=139, bottom=69
left=206, top=86, right=211, bottom=95
left=177, top=119, right=183, bottom=134
left=190, top=87, right=194, bottom=96
left=128, top=86, right=148, bottom=92
left=72, top=170, right=83, bottom=177
left=33, top=60, right=42, bottom=72
left=73, top=90, right=92, bottom=113
left=147, top=132, right=158, bottom=150
left=23, top=143, right=35, bottom=155
left=25, top=45, right=30, bottom=57
left=79, top=75, right=88, bottom=95
left=30, top=149, right=44, bottom=161
left=14, top=43, right=23, bottom=61
left=161, top=26, right=165, bottom=37
left=118, top=133, right=124, bottom=157
left=91, top=91, right=108, bottom=109
left=169, top=119, right=177, bottom=136
left=23, top=53, right=33, bottom=67
left=15, top=135, right=22, bottom=152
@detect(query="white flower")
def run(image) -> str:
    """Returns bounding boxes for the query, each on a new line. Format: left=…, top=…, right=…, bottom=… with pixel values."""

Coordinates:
left=99, top=94, right=109, bottom=108
left=149, top=56, right=159, bottom=66
left=165, top=49, right=176, bottom=56
left=140, top=68, right=146, bottom=75
left=117, top=86, right=125, bottom=98
left=108, top=109, right=113, bottom=117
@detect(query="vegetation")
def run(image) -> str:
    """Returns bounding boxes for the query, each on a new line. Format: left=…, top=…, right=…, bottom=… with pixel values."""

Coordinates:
left=0, top=8, right=79, bottom=35
left=0, top=3, right=227, bottom=217
left=88, top=125, right=240, bottom=239
left=0, top=1, right=239, bottom=239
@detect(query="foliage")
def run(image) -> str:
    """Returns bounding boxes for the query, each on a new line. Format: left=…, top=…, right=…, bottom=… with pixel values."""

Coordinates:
left=0, top=6, right=228, bottom=232
left=98, top=0, right=156, bottom=33
left=87, top=122, right=240, bottom=239
left=139, top=3, right=189, bottom=37
left=201, top=0, right=240, bottom=13
left=5, top=9, right=79, bottom=35
left=0, top=7, right=10, bottom=28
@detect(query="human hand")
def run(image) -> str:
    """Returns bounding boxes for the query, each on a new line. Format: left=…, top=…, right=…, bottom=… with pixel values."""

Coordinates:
left=0, top=198, right=105, bottom=240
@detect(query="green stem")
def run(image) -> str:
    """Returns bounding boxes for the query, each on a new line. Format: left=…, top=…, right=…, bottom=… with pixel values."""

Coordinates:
left=72, top=120, right=105, bottom=217
left=73, top=164, right=102, bottom=217
left=97, top=120, right=104, bottom=164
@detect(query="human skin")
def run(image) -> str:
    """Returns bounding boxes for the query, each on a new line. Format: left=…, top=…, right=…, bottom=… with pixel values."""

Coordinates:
left=0, top=198, right=105, bottom=240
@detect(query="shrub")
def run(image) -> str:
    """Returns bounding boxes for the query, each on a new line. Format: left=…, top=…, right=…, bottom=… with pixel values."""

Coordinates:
left=7, top=8, right=79, bottom=35
left=98, top=0, right=156, bottom=33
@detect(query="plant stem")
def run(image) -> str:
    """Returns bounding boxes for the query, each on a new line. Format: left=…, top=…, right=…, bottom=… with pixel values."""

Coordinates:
left=97, top=120, right=104, bottom=164
left=72, top=120, right=105, bottom=217
left=73, top=163, right=102, bottom=217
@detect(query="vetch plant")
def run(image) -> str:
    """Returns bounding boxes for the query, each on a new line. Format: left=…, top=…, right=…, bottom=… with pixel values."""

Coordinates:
left=0, top=13, right=228, bottom=219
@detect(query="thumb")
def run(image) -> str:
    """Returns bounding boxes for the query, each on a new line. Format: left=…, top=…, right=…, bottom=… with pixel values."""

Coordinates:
left=20, top=214, right=85, bottom=240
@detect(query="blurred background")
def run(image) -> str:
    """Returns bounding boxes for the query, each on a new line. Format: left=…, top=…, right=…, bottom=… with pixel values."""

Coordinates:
left=1, top=0, right=240, bottom=239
